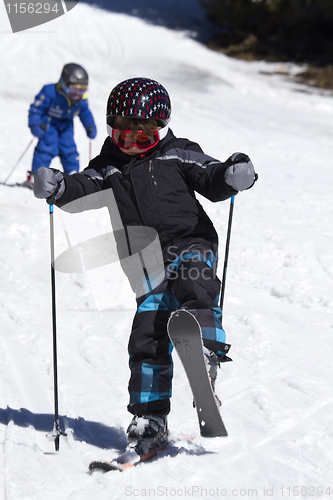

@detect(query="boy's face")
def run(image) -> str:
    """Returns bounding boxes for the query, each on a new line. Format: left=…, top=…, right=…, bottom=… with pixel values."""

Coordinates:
left=68, top=84, right=87, bottom=100
left=61, top=82, right=87, bottom=100
left=118, top=131, right=160, bottom=155
left=111, top=118, right=161, bottom=155
left=120, top=145, right=145, bottom=156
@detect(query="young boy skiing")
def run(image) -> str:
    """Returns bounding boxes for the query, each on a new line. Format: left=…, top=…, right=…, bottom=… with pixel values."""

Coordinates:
left=26, top=63, right=97, bottom=188
left=33, top=77, right=256, bottom=457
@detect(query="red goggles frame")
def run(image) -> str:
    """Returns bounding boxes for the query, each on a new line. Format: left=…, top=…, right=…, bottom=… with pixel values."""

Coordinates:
left=111, top=128, right=160, bottom=151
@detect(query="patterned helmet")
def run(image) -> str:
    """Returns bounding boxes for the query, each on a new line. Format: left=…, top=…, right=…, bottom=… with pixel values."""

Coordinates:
left=106, top=77, right=171, bottom=127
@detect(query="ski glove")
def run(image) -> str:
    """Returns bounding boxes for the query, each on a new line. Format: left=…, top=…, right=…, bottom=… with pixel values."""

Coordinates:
left=33, top=167, right=65, bottom=201
left=224, top=153, right=256, bottom=191
left=87, top=125, right=97, bottom=139
left=30, top=125, right=45, bottom=139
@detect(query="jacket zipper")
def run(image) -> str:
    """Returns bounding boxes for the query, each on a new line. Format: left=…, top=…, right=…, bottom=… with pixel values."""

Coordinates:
left=148, top=160, right=158, bottom=191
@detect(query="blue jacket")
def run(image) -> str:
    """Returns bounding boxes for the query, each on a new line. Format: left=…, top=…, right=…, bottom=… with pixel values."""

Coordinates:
left=28, top=83, right=97, bottom=137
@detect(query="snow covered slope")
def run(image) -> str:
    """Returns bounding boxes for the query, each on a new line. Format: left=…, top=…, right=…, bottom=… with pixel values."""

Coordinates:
left=1, top=3, right=333, bottom=499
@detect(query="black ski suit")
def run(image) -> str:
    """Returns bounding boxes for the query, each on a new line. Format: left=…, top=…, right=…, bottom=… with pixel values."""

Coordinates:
left=51, top=129, right=237, bottom=416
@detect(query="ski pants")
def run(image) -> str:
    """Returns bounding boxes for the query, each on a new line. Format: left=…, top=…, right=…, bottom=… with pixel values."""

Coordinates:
left=31, top=121, right=80, bottom=175
left=127, top=245, right=230, bottom=417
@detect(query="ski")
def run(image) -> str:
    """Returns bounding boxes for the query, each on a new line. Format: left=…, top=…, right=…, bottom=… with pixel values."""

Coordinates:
left=89, top=446, right=164, bottom=472
left=88, top=435, right=193, bottom=473
left=0, top=181, right=33, bottom=189
left=167, top=309, right=228, bottom=438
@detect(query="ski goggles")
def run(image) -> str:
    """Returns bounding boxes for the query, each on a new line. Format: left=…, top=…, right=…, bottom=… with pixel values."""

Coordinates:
left=108, top=125, right=168, bottom=152
left=62, top=83, right=87, bottom=100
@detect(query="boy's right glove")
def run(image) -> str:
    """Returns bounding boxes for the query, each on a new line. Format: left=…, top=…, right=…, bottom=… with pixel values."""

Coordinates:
left=33, top=166, right=65, bottom=201
left=30, top=125, right=45, bottom=139
left=87, top=125, right=97, bottom=139
left=224, top=153, right=256, bottom=191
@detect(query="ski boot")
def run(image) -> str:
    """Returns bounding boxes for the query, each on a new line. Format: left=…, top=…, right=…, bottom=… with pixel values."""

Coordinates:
left=126, top=414, right=168, bottom=457
left=22, top=171, right=34, bottom=189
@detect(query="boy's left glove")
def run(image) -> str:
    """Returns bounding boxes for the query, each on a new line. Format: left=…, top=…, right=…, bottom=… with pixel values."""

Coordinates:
left=33, top=167, right=65, bottom=201
left=224, top=153, right=257, bottom=191
left=87, top=125, right=97, bottom=139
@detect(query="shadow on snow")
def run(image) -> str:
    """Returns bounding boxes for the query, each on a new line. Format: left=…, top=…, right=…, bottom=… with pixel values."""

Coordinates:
left=0, top=406, right=126, bottom=451
left=0, top=406, right=214, bottom=457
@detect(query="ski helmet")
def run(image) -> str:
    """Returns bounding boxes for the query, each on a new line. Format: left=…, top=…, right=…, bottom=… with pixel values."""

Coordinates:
left=106, top=77, right=171, bottom=128
left=60, top=63, right=89, bottom=87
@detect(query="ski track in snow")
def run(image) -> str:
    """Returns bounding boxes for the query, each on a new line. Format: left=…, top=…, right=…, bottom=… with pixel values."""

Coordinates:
left=1, top=3, right=333, bottom=499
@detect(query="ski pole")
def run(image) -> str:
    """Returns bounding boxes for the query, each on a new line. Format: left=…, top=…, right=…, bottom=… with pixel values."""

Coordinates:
left=89, top=140, right=92, bottom=162
left=219, top=195, right=235, bottom=314
left=48, top=204, right=66, bottom=451
left=3, top=138, right=35, bottom=184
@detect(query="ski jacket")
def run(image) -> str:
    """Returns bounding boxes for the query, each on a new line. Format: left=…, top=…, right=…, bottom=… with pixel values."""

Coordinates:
left=28, top=83, right=96, bottom=135
left=52, top=129, right=237, bottom=262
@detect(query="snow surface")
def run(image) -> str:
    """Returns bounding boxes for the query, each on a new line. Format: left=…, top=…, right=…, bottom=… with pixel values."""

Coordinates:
left=1, top=3, right=333, bottom=499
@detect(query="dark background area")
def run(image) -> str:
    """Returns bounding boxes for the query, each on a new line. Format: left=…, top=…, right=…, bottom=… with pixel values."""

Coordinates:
left=79, top=0, right=333, bottom=90
left=202, top=0, right=333, bottom=64
left=79, top=0, right=217, bottom=41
